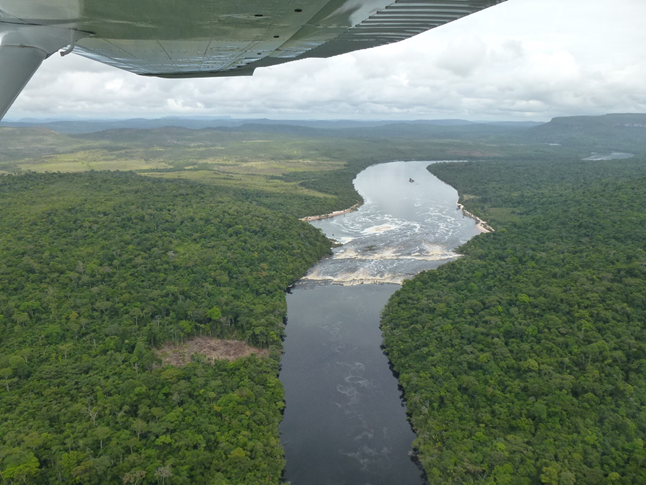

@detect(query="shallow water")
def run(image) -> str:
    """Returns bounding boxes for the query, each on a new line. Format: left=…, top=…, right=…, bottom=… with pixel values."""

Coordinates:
left=304, top=161, right=482, bottom=285
left=280, top=161, right=482, bottom=484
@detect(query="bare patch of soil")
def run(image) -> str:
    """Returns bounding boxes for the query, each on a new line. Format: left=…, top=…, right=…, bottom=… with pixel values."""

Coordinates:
left=156, top=336, right=269, bottom=367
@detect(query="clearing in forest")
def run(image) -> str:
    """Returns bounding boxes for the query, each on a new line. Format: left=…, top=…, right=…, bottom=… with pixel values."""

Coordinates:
left=156, top=336, right=270, bottom=366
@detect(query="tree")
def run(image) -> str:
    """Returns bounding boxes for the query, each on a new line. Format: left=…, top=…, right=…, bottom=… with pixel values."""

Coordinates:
left=86, top=405, right=99, bottom=426
left=131, top=419, right=148, bottom=441
left=1, top=452, right=40, bottom=484
left=0, top=367, right=17, bottom=391
left=123, top=469, right=146, bottom=484
left=154, top=465, right=172, bottom=485
left=207, top=306, right=222, bottom=321
left=95, top=427, right=111, bottom=449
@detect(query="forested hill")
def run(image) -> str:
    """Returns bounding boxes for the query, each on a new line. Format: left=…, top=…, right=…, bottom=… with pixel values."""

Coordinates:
left=0, top=172, right=331, bottom=484
left=522, top=113, right=646, bottom=153
left=381, top=158, right=646, bottom=484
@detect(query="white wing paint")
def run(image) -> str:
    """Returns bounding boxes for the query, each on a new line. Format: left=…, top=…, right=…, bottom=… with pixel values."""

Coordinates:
left=0, top=0, right=505, bottom=118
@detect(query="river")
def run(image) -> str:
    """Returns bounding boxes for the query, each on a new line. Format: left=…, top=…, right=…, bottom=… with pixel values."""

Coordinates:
left=279, top=161, right=482, bottom=484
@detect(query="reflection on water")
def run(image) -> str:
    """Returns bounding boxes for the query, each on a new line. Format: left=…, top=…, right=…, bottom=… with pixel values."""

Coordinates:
left=281, top=284, right=421, bottom=485
left=304, top=161, right=481, bottom=285
left=280, top=161, right=483, bottom=484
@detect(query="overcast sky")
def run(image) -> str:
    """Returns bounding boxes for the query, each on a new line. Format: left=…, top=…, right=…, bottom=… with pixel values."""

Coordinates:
left=7, top=0, right=646, bottom=121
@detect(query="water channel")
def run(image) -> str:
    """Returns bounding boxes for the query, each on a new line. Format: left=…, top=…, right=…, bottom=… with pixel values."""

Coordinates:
left=279, top=161, right=483, bottom=484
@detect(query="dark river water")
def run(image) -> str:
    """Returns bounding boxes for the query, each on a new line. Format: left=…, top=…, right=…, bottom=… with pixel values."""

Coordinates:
left=279, top=161, right=482, bottom=484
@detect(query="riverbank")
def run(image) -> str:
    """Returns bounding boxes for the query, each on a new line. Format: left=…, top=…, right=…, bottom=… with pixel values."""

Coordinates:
left=383, top=157, right=646, bottom=483
left=280, top=284, right=424, bottom=485
left=457, top=201, right=494, bottom=233
left=300, top=202, right=363, bottom=222
left=282, top=161, right=484, bottom=484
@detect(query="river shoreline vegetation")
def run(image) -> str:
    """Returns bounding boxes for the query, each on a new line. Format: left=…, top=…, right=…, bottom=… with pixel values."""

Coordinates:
left=0, top=172, right=330, bottom=483
left=382, top=158, right=646, bottom=484
left=1, top=114, right=646, bottom=483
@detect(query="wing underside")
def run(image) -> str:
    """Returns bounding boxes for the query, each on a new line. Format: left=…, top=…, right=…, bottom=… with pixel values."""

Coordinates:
left=0, top=0, right=504, bottom=118
left=71, top=0, right=504, bottom=78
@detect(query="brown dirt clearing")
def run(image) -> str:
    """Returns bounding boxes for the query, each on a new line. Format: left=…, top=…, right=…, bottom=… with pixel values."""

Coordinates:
left=156, top=336, right=269, bottom=367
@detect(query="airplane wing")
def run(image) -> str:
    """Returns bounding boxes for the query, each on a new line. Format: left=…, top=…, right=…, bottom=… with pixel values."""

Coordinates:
left=0, top=0, right=505, bottom=118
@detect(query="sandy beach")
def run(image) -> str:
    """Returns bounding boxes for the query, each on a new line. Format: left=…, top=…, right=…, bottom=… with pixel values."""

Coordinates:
left=300, top=201, right=363, bottom=222
left=457, top=201, right=494, bottom=233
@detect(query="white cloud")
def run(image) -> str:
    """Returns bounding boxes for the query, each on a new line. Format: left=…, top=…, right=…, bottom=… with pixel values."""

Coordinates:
left=6, top=0, right=646, bottom=121
left=436, top=36, right=488, bottom=77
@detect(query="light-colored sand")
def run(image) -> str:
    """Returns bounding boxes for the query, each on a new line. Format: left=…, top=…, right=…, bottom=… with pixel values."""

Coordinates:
left=300, top=202, right=362, bottom=222
left=457, top=201, right=494, bottom=233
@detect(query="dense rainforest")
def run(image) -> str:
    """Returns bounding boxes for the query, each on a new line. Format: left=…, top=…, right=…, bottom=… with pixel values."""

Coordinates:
left=381, top=158, right=646, bottom=484
left=0, top=172, right=331, bottom=484
left=2, top=115, right=646, bottom=484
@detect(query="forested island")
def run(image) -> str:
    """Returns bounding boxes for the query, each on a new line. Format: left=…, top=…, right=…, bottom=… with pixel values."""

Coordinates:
left=382, top=158, right=646, bottom=483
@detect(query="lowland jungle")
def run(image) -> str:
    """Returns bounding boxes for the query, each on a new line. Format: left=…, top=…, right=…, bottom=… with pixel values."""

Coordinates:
left=1, top=113, right=645, bottom=484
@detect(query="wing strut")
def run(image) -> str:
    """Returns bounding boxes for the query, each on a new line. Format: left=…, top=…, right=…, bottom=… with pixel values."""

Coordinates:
left=0, top=25, right=88, bottom=120
left=0, top=45, right=47, bottom=120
